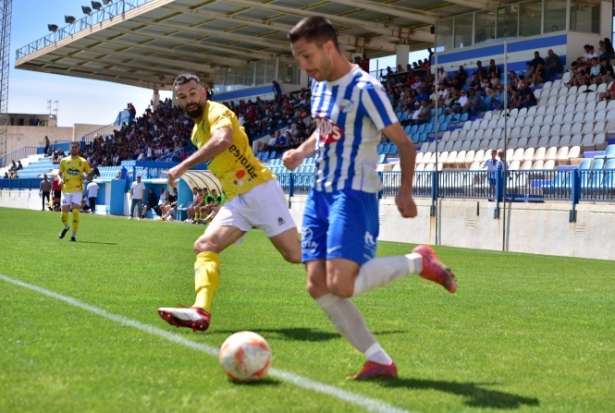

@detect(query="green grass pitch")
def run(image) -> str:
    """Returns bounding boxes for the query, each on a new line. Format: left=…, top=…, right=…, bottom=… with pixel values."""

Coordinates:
left=0, top=207, right=614, bottom=412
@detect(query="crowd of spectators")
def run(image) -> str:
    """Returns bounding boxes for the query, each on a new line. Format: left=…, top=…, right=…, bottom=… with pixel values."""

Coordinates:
left=81, top=98, right=194, bottom=169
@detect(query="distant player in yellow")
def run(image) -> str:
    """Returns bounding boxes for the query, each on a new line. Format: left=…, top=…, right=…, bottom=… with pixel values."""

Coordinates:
left=58, top=141, right=92, bottom=242
left=158, top=73, right=301, bottom=332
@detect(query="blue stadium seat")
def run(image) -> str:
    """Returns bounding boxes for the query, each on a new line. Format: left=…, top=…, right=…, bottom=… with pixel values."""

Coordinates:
left=377, top=143, right=384, bottom=154
left=602, top=159, right=615, bottom=190
left=409, top=125, right=419, bottom=135
left=604, top=144, right=615, bottom=159
left=387, top=144, right=398, bottom=155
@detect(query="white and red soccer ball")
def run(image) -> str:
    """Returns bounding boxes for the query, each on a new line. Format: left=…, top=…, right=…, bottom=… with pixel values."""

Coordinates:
left=219, top=331, right=271, bottom=382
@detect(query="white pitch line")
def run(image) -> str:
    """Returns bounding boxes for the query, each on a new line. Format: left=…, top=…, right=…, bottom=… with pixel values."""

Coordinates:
left=1, top=274, right=414, bottom=413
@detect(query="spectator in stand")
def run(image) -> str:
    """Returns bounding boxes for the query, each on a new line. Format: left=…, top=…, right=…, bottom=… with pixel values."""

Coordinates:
left=44, top=136, right=50, bottom=157
left=584, top=45, right=599, bottom=61
left=487, top=59, right=501, bottom=79
left=456, top=65, right=468, bottom=85
left=598, top=43, right=611, bottom=64
left=545, top=49, right=564, bottom=80
left=436, top=67, right=447, bottom=83
left=474, top=60, right=487, bottom=78
left=529, top=63, right=546, bottom=87
left=508, top=71, right=519, bottom=88
left=91, top=162, right=100, bottom=178
left=271, top=80, right=282, bottom=98
left=128, top=175, right=146, bottom=220
left=446, top=89, right=471, bottom=115
left=410, top=100, right=432, bottom=126
left=509, top=86, right=523, bottom=109
left=519, top=83, right=537, bottom=108
left=87, top=179, right=99, bottom=214
left=127, top=103, right=137, bottom=120
left=599, top=80, right=615, bottom=101
left=468, top=88, right=485, bottom=114
left=359, top=53, right=370, bottom=73
left=469, top=73, right=482, bottom=93
left=594, top=57, right=614, bottom=85
left=568, top=61, right=583, bottom=86
left=491, top=84, right=506, bottom=111
left=39, top=174, right=52, bottom=211
left=416, top=86, right=430, bottom=104
left=605, top=38, right=615, bottom=58
left=531, top=51, right=545, bottom=70
left=2, top=172, right=8, bottom=179
left=141, top=187, right=159, bottom=218
left=588, top=57, right=601, bottom=85
left=524, top=61, right=535, bottom=84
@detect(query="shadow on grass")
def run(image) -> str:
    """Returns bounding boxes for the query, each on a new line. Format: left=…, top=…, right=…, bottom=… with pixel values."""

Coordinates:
left=377, top=377, right=540, bottom=409
left=228, top=377, right=281, bottom=387
left=213, top=327, right=408, bottom=342
left=74, top=241, right=118, bottom=245
left=213, top=327, right=338, bottom=342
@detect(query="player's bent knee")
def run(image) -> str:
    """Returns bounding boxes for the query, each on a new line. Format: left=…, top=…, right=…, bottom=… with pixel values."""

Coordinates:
left=327, top=282, right=353, bottom=298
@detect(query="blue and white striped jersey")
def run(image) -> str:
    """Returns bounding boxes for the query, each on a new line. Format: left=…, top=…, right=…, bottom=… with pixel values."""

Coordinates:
left=310, top=65, right=398, bottom=193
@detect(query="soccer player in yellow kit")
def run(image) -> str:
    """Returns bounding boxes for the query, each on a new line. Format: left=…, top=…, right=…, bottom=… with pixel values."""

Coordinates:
left=58, top=141, right=92, bottom=242
left=158, top=73, right=302, bottom=332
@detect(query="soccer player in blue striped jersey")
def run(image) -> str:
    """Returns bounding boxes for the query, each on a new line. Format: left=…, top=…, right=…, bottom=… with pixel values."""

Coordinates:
left=284, top=16, right=457, bottom=380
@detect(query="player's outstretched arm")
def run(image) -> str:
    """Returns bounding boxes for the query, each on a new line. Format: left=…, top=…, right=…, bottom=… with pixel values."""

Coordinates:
left=382, top=121, right=417, bottom=218
left=283, top=132, right=317, bottom=171
left=167, top=126, right=233, bottom=186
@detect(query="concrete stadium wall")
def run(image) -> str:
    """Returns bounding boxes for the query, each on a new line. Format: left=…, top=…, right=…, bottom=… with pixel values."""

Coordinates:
left=2, top=189, right=613, bottom=260
left=288, top=195, right=615, bottom=261
left=5, top=124, right=108, bottom=155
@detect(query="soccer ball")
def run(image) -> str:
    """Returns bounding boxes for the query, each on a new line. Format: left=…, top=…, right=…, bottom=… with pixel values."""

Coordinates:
left=219, top=331, right=272, bottom=382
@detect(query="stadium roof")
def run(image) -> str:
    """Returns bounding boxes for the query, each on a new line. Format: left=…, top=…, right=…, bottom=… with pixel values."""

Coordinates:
left=15, top=0, right=505, bottom=90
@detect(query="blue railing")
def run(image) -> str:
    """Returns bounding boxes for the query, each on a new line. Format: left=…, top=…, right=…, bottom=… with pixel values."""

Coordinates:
left=16, top=0, right=155, bottom=60
left=4, top=169, right=614, bottom=221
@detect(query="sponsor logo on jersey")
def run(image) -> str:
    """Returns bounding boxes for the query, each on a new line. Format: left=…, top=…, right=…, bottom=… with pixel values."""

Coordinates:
left=67, top=167, right=81, bottom=176
left=228, top=144, right=258, bottom=179
left=314, top=117, right=344, bottom=145
left=339, top=99, right=353, bottom=114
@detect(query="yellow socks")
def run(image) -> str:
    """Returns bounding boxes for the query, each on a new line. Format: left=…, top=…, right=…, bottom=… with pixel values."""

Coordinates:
left=61, top=212, right=69, bottom=227
left=72, top=209, right=80, bottom=232
left=193, top=251, right=220, bottom=312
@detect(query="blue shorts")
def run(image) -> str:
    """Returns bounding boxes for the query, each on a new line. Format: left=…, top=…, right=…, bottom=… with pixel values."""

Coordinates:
left=301, top=188, right=379, bottom=265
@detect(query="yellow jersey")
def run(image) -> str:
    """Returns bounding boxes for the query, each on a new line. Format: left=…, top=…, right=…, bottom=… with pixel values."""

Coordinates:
left=191, top=101, right=273, bottom=201
left=59, top=156, right=91, bottom=193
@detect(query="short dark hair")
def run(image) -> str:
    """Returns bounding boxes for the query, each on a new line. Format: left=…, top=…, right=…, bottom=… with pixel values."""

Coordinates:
left=173, top=73, right=201, bottom=87
left=288, top=16, right=340, bottom=51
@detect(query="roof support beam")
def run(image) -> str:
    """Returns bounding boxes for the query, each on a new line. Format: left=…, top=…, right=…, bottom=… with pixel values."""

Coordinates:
left=18, top=64, right=172, bottom=90
left=62, top=44, right=213, bottom=76
left=222, top=0, right=434, bottom=43
left=128, top=19, right=291, bottom=51
left=93, top=37, right=244, bottom=66
left=47, top=51, right=199, bottom=79
left=328, top=0, right=440, bottom=24
left=443, top=0, right=494, bottom=9
left=128, top=19, right=283, bottom=60
left=159, top=4, right=396, bottom=53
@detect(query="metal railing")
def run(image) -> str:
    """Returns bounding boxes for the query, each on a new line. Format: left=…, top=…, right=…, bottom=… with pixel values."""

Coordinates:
left=0, top=146, right=39, bottom=168
left=81, top=115, right=132, bottom=144
left=16, top=0, right=155, bottom=60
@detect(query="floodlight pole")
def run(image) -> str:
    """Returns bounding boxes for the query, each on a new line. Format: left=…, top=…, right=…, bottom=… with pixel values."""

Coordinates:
left=434, top=52, right=439, bottom=245
left=502, top=41, right=509, bottom=252
left=0, top=0, right=11, bottom=167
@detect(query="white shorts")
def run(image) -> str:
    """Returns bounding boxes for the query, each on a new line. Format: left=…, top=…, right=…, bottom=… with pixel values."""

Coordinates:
left=61, top=192, right=83, bottom=207
left=207, top=179, right=296, bottom=238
